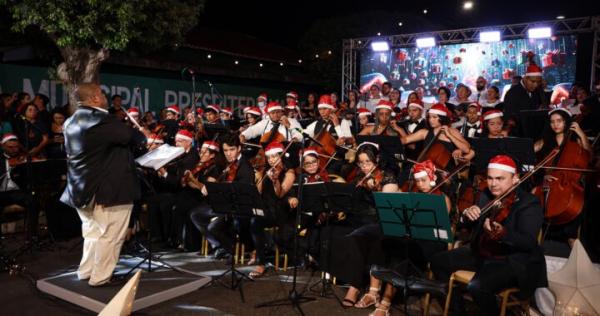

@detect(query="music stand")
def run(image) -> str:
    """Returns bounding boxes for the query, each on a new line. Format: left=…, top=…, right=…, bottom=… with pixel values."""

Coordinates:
left=468, top=137, right=536, bottom=174
left=373, top=192, right=452, bottom=315
left=296, top=182, right=356, bottom=302
left=519, top=109, right=548, bottom=140
left=205, top=182, right=264, bottom=302
left=355, top=135, right=405, bottom=171
left=203, top=123, right=230, bottom=141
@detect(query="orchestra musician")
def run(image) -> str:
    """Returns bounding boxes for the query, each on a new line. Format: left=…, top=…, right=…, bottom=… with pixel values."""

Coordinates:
left=239, top=101, right=302, bottom=145
left=460, top=103, right=483, bottom=139
left=430, top=155, right=547, bottom=315
left=161, top=104, right=181, bottom=145
left=400, top=100, right=427, bottom=159
left=249, top=142, right=296, bottom=278
left=359, top=100, right=405, bottom=137
left=1, top=134, right=27, bottom=210
left=482, top=109, right=509, bottom=138
left=239, top=106, right=262, bottom=133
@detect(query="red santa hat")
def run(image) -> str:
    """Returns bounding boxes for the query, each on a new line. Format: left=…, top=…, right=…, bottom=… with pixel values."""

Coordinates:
left=257, top=93, right=268, bottom=102
left=483, top=109, right=503, bottom=121
left=285, top=99, right=299, bottom=110
left=265, top=141, right=284, bottom=156
left=488, top=155, right=517, bottom=174
left=201, top=140, right=220, bottom=152
left=265, top=101, right=283, bottom=113
left=357, top=108, right=372, bottom=117
left=1, top=133, right=18, bottom=144
left=286, top=91, right=299, bottom=99
left=467, top=102, right=482, bottom=116
left=166, top=104, right=180, bottom=115
left=525, top=52, right=543, bottom=77
left=128, top=107, right=140, bottom=116
left=428, top=103, right=450, bottom=117
left=244, top=106, right=262, bottom=116
left=146, top=133, right=164, bottom=144
left=302, top=146, right=319, bottom=158
left=205, top=104, right=221, bottom=113
left=375, top=100, right=394, bottom=112
left=548, top=107, right=572, bottom=117
left=408, top=100, right=424, bottom=110
left=317, top=95, right=336, bottom=110
left=175, top=129, right=194, bottom=142
left=221, top=107, right=233, bottom=116
left=196, top=108, right=204, bottom=116
left=412, top=159, right=437, bottom=186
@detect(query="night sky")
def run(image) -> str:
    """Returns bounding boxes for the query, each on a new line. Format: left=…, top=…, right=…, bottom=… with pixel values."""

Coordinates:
left=198, top=0, right=600, bottom=49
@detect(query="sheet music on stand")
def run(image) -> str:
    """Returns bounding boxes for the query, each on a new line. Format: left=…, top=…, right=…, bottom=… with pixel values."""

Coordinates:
left=135, top=144, right=184, bottom=170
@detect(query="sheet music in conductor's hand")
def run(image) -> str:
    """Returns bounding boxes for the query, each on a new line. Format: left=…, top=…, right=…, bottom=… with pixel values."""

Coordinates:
left=135, top=144, right=184, bottom=170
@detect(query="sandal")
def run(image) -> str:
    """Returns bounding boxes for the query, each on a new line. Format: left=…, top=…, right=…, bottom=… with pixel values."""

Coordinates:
left=369, top=299, right=391, bottom=316
left=247, top=250, right=257, bottom=265
left=248, top=266, right=267, bottom=279
left=355, top=287, right=380, bottom=309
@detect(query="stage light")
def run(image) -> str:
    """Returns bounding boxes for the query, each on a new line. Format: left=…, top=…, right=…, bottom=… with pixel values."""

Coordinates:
left=398, top=22, right=403, bottom=26
left=479, top=31, right=500, bottom=42
left=371, top=41, right=390, bottom=52
left=234, top=60, right=239, bottom=65
left=279, top=62, right=284, bottom=66
left=377, top=32, right=381, bottom=36
left=463, top=1, right=473, bottom=10
left=259, top=63, right=263, bottom=67
left=207, top=54, right=212, bottom=59
left=315, top=54, right=319, bottom=58
left=528, top=27, right=552, bottom=39
left=423, top=9, right=428, bottom=14
left=327, top=50, right=332, bottom=55
left=557, top=15, right=565, bottom=20
left=416, top=37, right=435, bottom=48
left=298, top=59, right=302, bottom=63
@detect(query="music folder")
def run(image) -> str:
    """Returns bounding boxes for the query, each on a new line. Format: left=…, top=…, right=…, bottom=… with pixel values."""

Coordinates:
left=135, top=144, right=184, bottom=170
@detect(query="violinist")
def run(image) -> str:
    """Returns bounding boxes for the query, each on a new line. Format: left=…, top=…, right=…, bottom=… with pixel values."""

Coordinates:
left=249, top=142, right=296, bottom=278
left=482, top=109, right=509, bottom=138
left=173, top=140, right=221, bottom=252
left=240, top=101, right=301, bottom=145
left=219, top=107, right=233, bottom=121
left=204, top=104, right=222, bottom=124
left=239, top=106, right=262, bottom=133
left=126, top=107, right=140, bottom=127
left=285, top=100, right=302, bottom=120
left=358, top=100, right=405, bottom=137
left=145, top=133, right=164, bottom=151
left=148, top=129, right=199, bottom=247
left=207, top=133, right=255, bottom=260
left=365, top=160, right=451, bottom=316
left=460, top=103, right=483, bottom=139
left=356, top=108, right=374, bottom=131
left=533, top=108, right=591, bottom=246
left=401, top=103, right=471, bottom=168
left=430, top=155, right=546, bottom=316
left=329, top=142, right=399, bottom=308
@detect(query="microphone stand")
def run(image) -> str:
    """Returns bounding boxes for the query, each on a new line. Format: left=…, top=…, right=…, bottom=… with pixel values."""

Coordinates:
left=255, top=133, right=315, bottom=315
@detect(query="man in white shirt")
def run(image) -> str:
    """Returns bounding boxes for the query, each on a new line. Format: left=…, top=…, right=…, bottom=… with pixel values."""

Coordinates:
left=240, top=101, right=302, bottom=144
left=474, top=76, right=488, bottom=103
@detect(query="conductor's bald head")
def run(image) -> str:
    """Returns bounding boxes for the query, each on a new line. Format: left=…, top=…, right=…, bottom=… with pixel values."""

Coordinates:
left=75, top=83, right=107, bottom=109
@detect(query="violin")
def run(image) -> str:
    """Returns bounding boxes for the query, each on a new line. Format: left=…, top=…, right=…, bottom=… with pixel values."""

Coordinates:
left=218, top=161, right=239, bottom=183
left=355, top=167, right=384, bottom=191
left=8, top=154, right=27, bottom=167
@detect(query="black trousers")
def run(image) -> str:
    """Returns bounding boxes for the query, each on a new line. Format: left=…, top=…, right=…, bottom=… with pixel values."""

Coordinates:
left=146, top=192, right=176, bottom=241
left=189, top=204, right=231, bottom=251
left=430, top=247, right=519, bottom=316
left=249, top=213, right=295, bottom=265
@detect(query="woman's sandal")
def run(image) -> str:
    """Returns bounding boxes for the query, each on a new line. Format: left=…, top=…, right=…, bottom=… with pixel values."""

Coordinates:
left=248, top=266, right=267, bottom=279
left=368, top=299, right=391, bottom=316
left=247, top=251, right=257, bottom=265
left=341, top=297, right=357, bottom=309
left=354, top=287, right=380, bottom=309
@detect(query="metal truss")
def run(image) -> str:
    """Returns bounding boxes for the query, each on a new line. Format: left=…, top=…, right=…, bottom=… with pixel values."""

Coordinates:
left=342, top=16, right=600, bottom=98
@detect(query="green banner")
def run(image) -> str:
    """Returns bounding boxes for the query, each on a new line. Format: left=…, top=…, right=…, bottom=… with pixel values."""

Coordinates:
left=0, top=63, right=291, bottom=114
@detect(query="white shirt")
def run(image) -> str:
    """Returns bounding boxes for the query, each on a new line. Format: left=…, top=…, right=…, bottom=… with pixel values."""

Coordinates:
left=241, top=118, right=302, bottom=141
left=463, top=121, right=482, bottom=138
left=474, top=89, right=488, bottom=103
left=1, top=154, right=19, bottom=192
left=305, top=119, right=352, bottom=138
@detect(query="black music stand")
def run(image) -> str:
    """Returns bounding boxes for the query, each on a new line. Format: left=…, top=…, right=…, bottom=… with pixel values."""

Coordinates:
left=355, top=135, right=405, bottom=171
left=373, top=192, right=452, bottom=315
left=296, top=182, right=356, bottom=302
left=203, top=123, right=229, bottom=141
left=205, top=182, right=264, bottom=302
left=519, top=109, right=548, bottom=140
left=468, top=137, right=536, bottom=174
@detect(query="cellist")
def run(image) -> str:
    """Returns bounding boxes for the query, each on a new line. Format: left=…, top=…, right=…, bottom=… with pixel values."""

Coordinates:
left=430, top=155, right=547, bottom=316
left=533, top=107, right=591, bottom=246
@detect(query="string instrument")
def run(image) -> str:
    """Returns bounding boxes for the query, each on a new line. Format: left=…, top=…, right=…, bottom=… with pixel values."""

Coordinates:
left=181, top=160, right=215, bottom=187
left=355, top=167, right=384, bottom=191
left=255, top=141, right=295, bottom=186
left=534, top=126, right=591, bottom=225
left=468, top=149, right=559, bottom=241
left=7, top=154, right=27, bottom=167
left=312, top=119, right=339, bottom=171
left=404, top=131, right=452, bottom=191
left=475, top=191, right=517, bottom=258
left=457, top=176, right=488, bottom=215
left=218, top=160, right=239, bottom=183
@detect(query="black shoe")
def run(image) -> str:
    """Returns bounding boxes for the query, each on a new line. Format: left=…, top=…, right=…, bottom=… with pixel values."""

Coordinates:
left=89, top=275, right=128, bottom=288
left=214, top=248, right=231, bottom=260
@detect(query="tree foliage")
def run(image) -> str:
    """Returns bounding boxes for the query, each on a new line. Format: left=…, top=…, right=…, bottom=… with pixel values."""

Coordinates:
left=4, top=0, right=205, bottom=51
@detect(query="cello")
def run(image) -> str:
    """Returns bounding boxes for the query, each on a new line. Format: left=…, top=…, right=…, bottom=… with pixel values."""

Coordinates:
left=533, top=126, right=591, bottom=225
